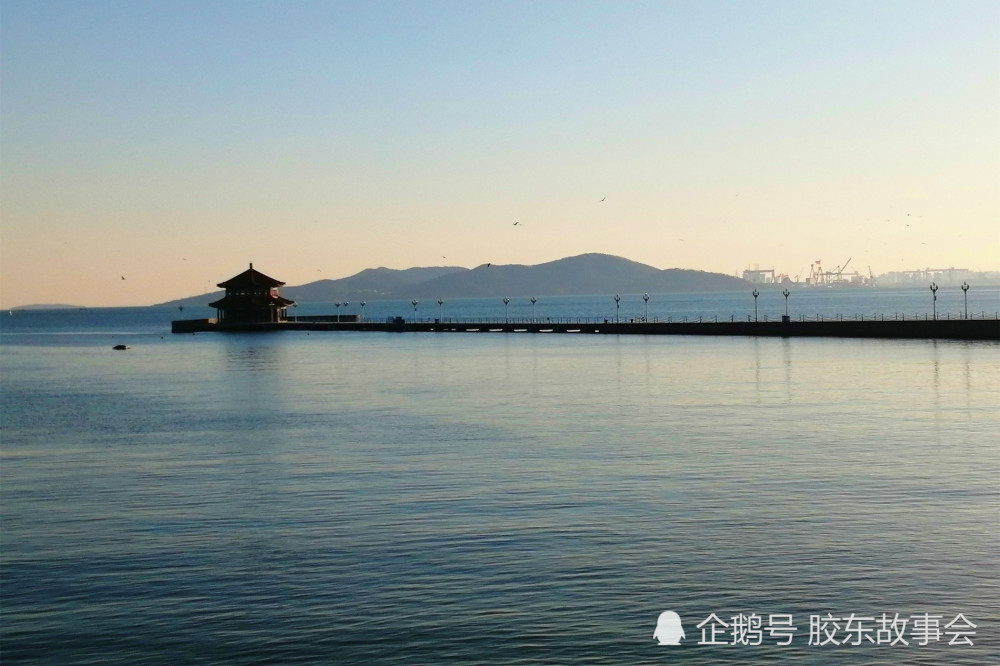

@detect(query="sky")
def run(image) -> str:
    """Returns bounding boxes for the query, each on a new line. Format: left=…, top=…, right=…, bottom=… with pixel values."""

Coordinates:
left=1, top=0, right=998, bottom=308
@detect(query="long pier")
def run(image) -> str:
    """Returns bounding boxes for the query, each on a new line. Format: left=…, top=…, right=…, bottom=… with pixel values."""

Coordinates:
left=173, top=317, right=1000, bottom=340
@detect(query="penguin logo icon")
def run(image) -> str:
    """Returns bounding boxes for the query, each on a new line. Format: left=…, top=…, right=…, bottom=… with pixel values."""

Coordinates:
left=653, top=610, right=685, bottom=645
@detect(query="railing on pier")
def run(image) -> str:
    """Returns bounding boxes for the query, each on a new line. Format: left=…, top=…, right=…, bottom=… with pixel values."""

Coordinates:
left=173, top=312, right=999, bottom=339
left=395, top=311, right=1000, bottom=325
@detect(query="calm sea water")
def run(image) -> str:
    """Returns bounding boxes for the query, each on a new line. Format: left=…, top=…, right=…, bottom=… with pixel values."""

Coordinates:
left=2, top=290, right=999, bottom=664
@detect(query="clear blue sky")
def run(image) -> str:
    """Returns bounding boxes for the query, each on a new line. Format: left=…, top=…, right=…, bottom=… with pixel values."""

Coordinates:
left=2, top=0, right=997, bottom=306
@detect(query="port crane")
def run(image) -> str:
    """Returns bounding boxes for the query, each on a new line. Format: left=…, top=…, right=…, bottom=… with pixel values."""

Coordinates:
left=807, top=257, right=866, bottom=286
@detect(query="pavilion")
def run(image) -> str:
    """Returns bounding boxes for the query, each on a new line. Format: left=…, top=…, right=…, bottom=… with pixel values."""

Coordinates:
left=208, top=263, right=295, bottom=324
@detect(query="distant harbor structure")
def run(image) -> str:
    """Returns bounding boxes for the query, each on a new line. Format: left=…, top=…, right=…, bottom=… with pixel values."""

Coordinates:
left=742, top=259, right=875, bottom=287
left=208, top=263, right=295, bottom=324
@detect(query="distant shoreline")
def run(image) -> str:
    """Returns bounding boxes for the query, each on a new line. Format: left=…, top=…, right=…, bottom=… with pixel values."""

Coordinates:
left=10, top=280, right=1000, bottom=313
left=8, top=304, right=86, bottom=311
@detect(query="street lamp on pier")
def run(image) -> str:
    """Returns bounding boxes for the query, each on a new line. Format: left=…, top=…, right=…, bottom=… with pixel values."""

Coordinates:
left=930, top=283, right=938, bottom=320
left=614, top=294, right=621, bottom=323
left=412, top=299, right=418, bottom=320
left=530, top=297, right=537, bottom=322
left=961, top=282, right=970, bottom=319
left=782, top=289, right=790, bottom=317
left=437, top=299, right=444, bottom=320
left=503, top=297, right=510, bottom=323
left=359, top=301, right=366, bottom=321
left=752, top=289, right=759, bottom=322
left=335, top=302, right=341, bottom=321
left=643, top=293, right=649, bottom=322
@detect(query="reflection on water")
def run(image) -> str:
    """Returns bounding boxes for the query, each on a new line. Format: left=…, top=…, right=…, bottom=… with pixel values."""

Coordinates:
left=781, top=338, right=793, bottom=403
left=1, top=330, right=998, bottom=664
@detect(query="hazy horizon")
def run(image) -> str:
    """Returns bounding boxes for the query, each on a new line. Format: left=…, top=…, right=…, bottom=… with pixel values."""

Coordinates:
left=2, top=1, right=998, bottom=308
left=9, top=251, right=1000, bottom=311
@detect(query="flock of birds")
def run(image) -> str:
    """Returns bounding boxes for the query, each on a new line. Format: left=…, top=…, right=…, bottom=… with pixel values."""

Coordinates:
left=120, top=196, right=611, bottom=282
left=118, top=196, right=932, bottom=283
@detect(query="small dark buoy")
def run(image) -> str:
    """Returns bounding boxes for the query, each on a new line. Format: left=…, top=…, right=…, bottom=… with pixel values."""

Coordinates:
left=112, top=344, right=129, bottom=350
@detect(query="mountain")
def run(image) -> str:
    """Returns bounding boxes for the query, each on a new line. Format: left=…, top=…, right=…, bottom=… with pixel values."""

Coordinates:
left=158, top=254, right=749, bottom=306
left=408, top=254, right=744, bottom=298
left=286, top=266, right=465, bottom=301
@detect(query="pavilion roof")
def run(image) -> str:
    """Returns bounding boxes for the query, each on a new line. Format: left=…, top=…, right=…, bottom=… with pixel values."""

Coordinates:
left=216, top=263, right=286, bottom=289
left=208, top=294, right=295, bottom=309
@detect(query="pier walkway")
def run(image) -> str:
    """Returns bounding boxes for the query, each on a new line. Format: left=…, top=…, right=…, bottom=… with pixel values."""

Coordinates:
left=173, top=315, right=1000, bottom=340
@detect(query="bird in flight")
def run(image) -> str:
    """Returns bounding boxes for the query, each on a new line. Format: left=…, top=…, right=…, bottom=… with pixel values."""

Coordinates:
left=121, top=275, right=126, bottom=280
left=600, top=196, right=606, bottom=202
left=513, top=221, right=521, bottom=226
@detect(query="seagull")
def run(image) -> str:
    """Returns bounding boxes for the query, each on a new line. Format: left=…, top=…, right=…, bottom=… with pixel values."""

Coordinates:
left=513, top=221, right=521, bottom=226
left=600, top=196, right=606, bottom=202
left=487, top=263, right=491, bottom=267
left=121, top=275, right=126, bottom=280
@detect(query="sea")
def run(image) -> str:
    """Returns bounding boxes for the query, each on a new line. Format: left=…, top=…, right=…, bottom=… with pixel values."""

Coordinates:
left=2, top=287, right=999, bottom=664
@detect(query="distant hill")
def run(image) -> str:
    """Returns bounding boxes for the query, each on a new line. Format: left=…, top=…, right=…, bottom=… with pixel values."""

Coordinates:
left=408, top=254, right=745, bottom=298
left=10, top=303, right=85, bottom=311
left=159, top=253, right=749, bottom=306
left=287, top=266, right=466, bottom=301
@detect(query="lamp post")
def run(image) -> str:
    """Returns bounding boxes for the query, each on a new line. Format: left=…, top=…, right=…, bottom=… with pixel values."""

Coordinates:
left=961, top=282, right=970, bottom=319
left=437, top=299, right=444, bottom=320
left=530, top=297, right=537, bottom=322
left=503, top=297, right=510, bottom=323
left=412, top=299, right=418, bottom=320
left=929, top=283, right=938, bottom=320
left=359, top=301, right=366, bottom=322
left=614, top=294, right=621, bottom=323
left=752, top=289, right=759, bottom=322
left=643, top=293, right=649, bottom=322
left=335, top=302, right=341, bottom=321
left=782, top=288, right=790, bottom=317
